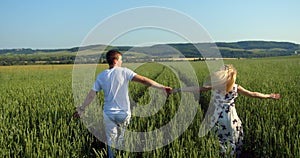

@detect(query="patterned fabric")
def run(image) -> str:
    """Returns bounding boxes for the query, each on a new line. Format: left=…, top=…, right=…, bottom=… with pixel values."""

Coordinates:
left=210, top=84, right=243, bottom=156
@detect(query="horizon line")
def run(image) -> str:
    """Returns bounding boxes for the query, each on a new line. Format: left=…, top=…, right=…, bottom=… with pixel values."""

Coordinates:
left=1, top=40, right=299, bottom=50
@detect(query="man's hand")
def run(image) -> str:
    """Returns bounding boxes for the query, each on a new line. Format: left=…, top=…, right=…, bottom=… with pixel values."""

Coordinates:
left=73, top=106, right=84, bottom=119
left=163, top=86, right=173, bottom=97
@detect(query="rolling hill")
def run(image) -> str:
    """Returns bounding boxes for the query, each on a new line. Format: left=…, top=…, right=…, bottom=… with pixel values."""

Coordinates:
left=0, top=41, right=299, bottom=65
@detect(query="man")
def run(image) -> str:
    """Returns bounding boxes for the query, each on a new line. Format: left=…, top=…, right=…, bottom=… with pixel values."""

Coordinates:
left=74, top=50, right=172, bottom=158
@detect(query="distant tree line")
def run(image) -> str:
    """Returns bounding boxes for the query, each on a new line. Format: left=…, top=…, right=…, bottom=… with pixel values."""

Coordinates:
left=0, top=47, right=79, bottom=55
left=0, top=54, right=76, bottom=66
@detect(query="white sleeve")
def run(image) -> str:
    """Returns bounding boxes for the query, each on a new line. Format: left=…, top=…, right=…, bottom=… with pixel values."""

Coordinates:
left=125, top=68, right=136, bottom=81
left=92, top=76, right=102, bottom=92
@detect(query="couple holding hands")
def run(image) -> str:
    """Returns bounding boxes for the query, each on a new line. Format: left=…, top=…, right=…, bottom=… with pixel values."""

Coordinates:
left=74, top=50, right=280, bottom=157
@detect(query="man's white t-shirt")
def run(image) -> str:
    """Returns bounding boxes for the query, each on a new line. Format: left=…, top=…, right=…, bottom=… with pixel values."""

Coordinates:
left=92, top=67, right=136, bottom=115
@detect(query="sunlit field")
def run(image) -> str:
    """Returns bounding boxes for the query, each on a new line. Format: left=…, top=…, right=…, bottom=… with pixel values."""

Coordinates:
left=1, top=56, right=299, bottom=157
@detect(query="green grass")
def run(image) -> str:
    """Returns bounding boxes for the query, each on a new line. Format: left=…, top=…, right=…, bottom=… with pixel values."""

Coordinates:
left=0, top=56, right=299, bottom=157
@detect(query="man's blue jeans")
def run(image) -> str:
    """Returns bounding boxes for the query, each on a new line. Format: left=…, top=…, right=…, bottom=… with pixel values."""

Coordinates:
left=103, top=112, right=131, bottom=158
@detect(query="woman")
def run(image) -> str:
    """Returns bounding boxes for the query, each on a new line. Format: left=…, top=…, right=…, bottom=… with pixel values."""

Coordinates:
left=172, top=64, right=280, bottom=156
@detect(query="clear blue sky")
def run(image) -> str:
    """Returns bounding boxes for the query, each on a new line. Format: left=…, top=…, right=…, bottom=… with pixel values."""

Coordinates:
left=1, top=0, right=299, bottom=49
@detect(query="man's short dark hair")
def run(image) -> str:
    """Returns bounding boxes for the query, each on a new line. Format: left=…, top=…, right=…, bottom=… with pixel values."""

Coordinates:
left=106, top=50, right=122, bottom=65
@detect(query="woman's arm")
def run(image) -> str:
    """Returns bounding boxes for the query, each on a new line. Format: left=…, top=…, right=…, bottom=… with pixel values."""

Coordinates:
left=237, top=85, right=280, bottom=99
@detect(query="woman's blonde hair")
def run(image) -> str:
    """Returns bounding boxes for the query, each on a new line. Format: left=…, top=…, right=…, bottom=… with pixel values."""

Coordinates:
left=203, top=64, right=237, bottom=93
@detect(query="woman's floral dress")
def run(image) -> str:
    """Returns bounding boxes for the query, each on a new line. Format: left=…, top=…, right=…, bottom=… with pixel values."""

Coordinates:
left=210, top=84, right=244, bottom=155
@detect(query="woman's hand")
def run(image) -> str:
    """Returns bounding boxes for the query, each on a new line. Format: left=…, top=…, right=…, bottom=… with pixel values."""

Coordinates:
left=269, top=93, right=281, bottom=99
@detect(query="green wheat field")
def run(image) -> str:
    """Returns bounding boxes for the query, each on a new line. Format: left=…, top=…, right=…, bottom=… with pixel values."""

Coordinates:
left=1, top=56, right=299, bottom=157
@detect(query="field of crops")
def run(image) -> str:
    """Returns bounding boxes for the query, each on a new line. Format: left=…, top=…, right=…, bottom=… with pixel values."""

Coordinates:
left=1, top=56, right=299, bottom=157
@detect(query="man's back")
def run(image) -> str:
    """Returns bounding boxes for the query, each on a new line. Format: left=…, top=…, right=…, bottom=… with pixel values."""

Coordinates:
left=93, top=67, right=136, bottom=115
